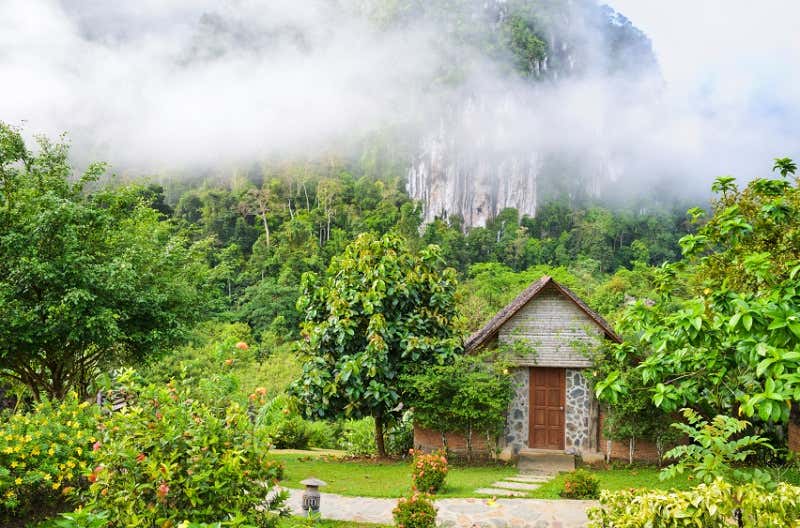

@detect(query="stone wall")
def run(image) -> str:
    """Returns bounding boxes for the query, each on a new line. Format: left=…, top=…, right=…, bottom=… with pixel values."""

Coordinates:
left=503, top=368, right=530, bottom=453
left=565, top=368, right=596, bottom=454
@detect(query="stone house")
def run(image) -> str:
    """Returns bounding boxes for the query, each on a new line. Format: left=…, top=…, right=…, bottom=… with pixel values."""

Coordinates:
left=414, top=275, right=625, bottom=459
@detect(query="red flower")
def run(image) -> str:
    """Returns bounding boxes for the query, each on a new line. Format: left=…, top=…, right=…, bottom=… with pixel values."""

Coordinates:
left=136, top=453, right=147, bottom=463
left=93, top=441, right=101, bottom=451
left=157, top=483, right=169, bottom=502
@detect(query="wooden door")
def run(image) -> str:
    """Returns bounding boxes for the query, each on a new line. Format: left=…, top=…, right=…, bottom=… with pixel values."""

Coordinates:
left=529, top=367, right=565, bottom=450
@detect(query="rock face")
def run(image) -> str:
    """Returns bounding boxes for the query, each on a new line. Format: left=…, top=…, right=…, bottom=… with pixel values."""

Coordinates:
left=405, top=1, right=657, bottom=228
left=408, top=122, right=541, bottom=227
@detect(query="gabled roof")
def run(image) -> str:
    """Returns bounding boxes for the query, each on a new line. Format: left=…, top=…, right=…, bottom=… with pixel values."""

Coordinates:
left=464, top=275, right=622, bottom=352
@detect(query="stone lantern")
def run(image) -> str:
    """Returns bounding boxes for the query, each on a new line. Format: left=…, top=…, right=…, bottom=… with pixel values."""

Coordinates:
left=300, top=477, right=327, bottom=514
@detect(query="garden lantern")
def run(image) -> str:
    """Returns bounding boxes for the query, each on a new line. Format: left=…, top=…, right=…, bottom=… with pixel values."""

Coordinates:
left=300, top=477, right=327, bottom=513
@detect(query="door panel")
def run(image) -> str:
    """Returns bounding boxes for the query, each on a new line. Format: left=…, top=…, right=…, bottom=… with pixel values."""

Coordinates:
left=529, top=367, right=565, bottom=450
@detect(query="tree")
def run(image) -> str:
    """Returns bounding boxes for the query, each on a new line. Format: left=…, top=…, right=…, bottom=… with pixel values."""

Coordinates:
left=290, top=232, right=462, bottom=457
left=595, top=158, right=800, bottom=428
left=0, top=123, right=215, bottom=399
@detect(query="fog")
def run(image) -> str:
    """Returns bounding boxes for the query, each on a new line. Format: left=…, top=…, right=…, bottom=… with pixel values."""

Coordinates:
left=0, top=0, right=797, bottom=200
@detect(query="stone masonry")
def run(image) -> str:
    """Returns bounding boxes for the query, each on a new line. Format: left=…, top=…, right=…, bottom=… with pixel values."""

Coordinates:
left=565, top=368, right=594, bottom=454
left=504, top=368, right=529, bottom=453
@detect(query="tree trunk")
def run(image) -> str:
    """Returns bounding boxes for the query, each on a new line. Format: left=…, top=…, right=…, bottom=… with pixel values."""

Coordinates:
left=629, top=437, right=635, bottom=465
left=260, top=212, right=270, bottom=248
left=466, top=424, right=473, bottom=463
left=374, top=410, right=387, bottom=458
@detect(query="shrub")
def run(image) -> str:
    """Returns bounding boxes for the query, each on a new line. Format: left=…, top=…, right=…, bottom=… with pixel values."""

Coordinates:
left=0, top=393, right=98, bottom=523
left=587, top=479, right=800, bottom=527
left=255, top=394, right=313, bottom=449
left=339, top=418, right=377, bottom=457
left=393, top=492, right=437, bottom=528
left=386, top=413, right=414, bottom=457
left=661, top=409, right=773, bottom=485
left=306, top=420, right=340, bottom=449
left=87, top=380, right=287, bottom=527
left=410, top=449, right=448, bottom=493
left=270, top=416, right=311, bottom=449
left=48, top=510, right=110, bottom=528
left=561, top=469, right=599, bottom=499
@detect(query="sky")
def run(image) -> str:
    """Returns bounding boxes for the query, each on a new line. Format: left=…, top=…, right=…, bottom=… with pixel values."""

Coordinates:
left=606, top=1, right=800, bottom=140
left=0, top=0, right=797, bottom=196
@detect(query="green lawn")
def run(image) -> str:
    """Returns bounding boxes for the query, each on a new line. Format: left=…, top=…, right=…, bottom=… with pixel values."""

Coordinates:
left=271, top=451, right=800, bottom=500
left=529, top=467, right=692, bottom=499
left=271, top=452, right=518, bottom=498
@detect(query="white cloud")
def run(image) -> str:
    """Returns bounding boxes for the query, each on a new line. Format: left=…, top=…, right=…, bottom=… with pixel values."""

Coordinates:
left=1, top=0, right=796, bottom=195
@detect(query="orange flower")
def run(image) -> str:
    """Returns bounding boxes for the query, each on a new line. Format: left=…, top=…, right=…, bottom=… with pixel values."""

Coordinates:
left=235, top=341, right=249, bottom=350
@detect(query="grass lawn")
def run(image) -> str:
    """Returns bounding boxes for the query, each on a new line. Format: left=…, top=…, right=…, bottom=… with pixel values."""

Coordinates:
left=272, top=451, right=700, bottom=499
left=529, top=466, right=693, bottom=499
left=271, top=452, right=518, bottom=498
left=272, top=451, right=800, bottom=500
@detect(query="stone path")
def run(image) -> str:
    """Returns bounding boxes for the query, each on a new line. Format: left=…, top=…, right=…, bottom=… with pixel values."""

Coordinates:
left=475, top=473, right=554, bottom=497
left=285, top=488, right=594, bottom=527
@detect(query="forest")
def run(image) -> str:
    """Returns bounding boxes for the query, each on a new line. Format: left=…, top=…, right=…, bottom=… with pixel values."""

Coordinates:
left=3, top=117, right=800, bottom=526
left=2, top=0, right=800, bottom=525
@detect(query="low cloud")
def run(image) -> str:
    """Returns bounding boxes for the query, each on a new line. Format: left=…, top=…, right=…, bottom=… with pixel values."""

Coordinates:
left=0, top=0, right=796, bottom=202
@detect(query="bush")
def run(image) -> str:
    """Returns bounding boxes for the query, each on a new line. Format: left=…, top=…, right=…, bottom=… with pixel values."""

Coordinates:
left=661, top=409, right=773, bottom=485
left=587, top=479, right=800, bottom=527
left=87, top=380, right=287, bottom=527
left=410, top=449, right=448, bottom=493
left=48, top=510, right=110, bottom=528
left=0, top=393, right=98, bottom=523
left=393, top=492, right=437, bottom=528
left=270, top=417, right=311, bottom=449
left=306, top=420, right=340, bottom=449
left=256, top=394, right=312, bottom=449
left=561, top=469, right=599, bottom=499
left=386, top=413, right=414, bottom=457
left=339, top=418, right=377, bottom=457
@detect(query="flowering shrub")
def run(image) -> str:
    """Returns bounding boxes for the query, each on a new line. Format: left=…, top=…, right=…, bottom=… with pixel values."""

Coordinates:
left=410, top=449, right=448, bottom=493
left=0, top=393, right=98, bottom=522
left=561, top=469, right=600, bottom=499
left=86, top=381, right=287, bottom=527
left=393, top=492, right=437, bottom=528
left=587, top=479, right=800, bottom=527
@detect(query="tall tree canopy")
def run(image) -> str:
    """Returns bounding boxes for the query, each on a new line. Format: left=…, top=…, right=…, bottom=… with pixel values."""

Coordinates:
left=596, top=158, right=800, bottom=426
left=0, top=123, right=215, bottom=399
left=290, top=232, right=462, bottom=456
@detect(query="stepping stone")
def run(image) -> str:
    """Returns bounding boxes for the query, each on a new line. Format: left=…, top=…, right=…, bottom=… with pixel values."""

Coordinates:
left=491, top=481, right=540, bottom=491
left=506, top=475, right=551, bottom=483
left=474, top=487, right=526, bottom=497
